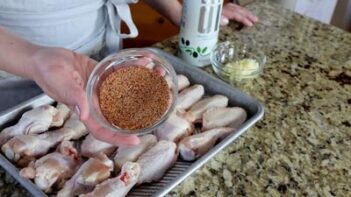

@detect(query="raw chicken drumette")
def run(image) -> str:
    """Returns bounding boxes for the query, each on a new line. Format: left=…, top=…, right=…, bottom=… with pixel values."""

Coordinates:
left=1, top=114, right=87, bottom=165
left=177, top=74, right=191, bottom=91
left=178, top=127, right=233, bottom=161
left=55, top=103, right=72, bottom=127
left=81, top=162, right=140, bottom=197
left=165, top=74, right=190, bottom=92
left=20, top=141, right=80, bottom=192
left=155, top=113, right=194, bottom=143
left=0, top=105, right=63, bottom=145
left=81, top=134, right=116, bottom=158
left=176, top=84, right=204, bottom=111
left=185, top=95, right=229, bottom=123
left=202, top=107, right=247, bottom=131
left=137, top=140, right=177, bottom=184
left=114, top=134, right=157, bottom=172
left=57, top=154, right=114, bottom=197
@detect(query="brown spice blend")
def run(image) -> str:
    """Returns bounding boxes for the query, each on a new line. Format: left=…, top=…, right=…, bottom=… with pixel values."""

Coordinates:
left=99, top=66, right=171, bottom=130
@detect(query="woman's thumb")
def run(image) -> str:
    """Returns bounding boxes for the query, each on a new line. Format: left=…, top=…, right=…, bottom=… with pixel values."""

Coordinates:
left=220, top=15, right=229, bottom=26
left=74, top=91, right=90, bottom=121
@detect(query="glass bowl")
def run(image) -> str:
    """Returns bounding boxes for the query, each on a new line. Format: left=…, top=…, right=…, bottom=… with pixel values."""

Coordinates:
left=211, top=41, right=266, bottom=83
left=86, top=48, right=178, bottom=136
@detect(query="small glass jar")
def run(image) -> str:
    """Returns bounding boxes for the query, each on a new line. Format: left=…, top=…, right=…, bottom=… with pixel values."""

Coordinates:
left=86, top=49, right=178, bottom=136
left=211, top=41, right=266, bottom=84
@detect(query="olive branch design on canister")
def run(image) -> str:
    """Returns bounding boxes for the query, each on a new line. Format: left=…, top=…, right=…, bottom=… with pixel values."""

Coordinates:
left=179, top=37, right=209, bottom=58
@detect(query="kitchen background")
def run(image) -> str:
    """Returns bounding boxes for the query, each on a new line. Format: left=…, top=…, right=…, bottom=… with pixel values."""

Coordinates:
left=124, top=0, right=351, bottom=48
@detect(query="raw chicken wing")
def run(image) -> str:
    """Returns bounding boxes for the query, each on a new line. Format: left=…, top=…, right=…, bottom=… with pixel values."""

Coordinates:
left=137, top=140, right=177, bottom=184
left=57, top=154, right=114, bottom=197
left=178, top=127, right=233, bottom=161
left=177, top=75, right=190, bottom=91
left=165, top=74, right=190, bottom=92
left=1, top=113, right=87, bottom=164
left=176, top=85, right=204, bottom=111
left=185, top=95, right=228, bottom=122
left=53, top=103, right=71, bottom=127
left=2, top=132, right=64, bottom=165
left=19, top=141, right=80, bottom=192
left=62, top=113, right=88, bottom=138
left=81, top=134, right=116, bottom=158
left=0, top=105, right=61, bottom=145
left=202, top=107, right=247, bottom=130
left=155, top=113, right=194, bottom=143
left=114, top=134, right=157, bottom=172
left=81, top=162, right=140, bottom=197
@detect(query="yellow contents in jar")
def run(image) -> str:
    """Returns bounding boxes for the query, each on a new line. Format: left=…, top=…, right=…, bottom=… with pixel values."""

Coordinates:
left=223, top=58, right=259, bottom=81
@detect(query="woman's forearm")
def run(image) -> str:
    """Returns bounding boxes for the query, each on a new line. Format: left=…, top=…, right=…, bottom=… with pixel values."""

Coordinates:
left=0, top=26, right=40, bottom=79
left=144, top=0, right=182, bottom=26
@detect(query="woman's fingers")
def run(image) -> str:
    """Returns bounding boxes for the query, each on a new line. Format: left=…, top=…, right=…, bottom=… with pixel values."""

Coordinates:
left=66, top=76, right=140, bottom=146
left=246, top=11, right=258, bottom=23
left=69, top=53, right=142, bottom=146
left=82, top=113, right=140, bottom=146
left=230, top=12, right=253, bottom=26
left=222, top=3, right=258, bottom=26
left=233, top=11, right=254, bottom=26
left=233, top=4, right=257, bottom=24
left=74, top=92, right=90, bottom=121
left=220, top=15, right=230, bottom=26
left=90, top=127, right=140, bottom=146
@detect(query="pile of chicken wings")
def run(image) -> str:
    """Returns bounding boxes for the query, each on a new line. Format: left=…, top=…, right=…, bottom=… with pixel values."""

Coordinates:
left=0, top=75, right=247, bottom=197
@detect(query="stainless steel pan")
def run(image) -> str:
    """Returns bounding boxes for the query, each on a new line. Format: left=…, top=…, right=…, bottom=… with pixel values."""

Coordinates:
left=0, top=48, right=264, bottom=197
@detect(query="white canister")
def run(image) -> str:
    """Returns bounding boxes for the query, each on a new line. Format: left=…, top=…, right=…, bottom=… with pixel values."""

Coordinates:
left=178, top=0, right=224, bottom=67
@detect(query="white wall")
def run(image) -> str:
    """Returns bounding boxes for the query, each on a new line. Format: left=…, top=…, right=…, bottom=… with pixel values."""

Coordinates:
left=271, top=0, right=297, bottom=10
left=273, top=0, right=338, bottom=24
left=295, top=0, right=338, bottom=24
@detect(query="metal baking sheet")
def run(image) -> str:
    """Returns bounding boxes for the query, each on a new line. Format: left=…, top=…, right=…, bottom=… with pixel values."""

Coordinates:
left=0, top=48, right=264, bottom=197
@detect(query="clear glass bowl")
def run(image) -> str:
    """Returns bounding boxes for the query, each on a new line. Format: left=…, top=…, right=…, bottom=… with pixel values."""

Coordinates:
left=211, top=41, right=266, bottom=83
left=86, top=49, right=178, bottom=136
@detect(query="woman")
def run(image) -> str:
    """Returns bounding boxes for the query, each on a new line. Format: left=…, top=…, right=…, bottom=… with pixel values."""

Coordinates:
left=0, top=0, right=257, bottom=145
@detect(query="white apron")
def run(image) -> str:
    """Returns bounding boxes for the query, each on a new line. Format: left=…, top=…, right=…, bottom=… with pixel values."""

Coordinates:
left=0, top=0, right=139, bottom=111
left=0, top=0, right=139, bottom=55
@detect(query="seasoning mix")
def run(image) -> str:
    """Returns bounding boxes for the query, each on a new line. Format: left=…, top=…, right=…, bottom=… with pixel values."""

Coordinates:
left=99, top=66, right=170, bottom=130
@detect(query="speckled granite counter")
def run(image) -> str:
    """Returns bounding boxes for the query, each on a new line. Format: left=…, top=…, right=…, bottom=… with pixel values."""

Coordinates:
left=1, top=0, right=350, bottom=196
left=154, top=1, right=351, bottom=196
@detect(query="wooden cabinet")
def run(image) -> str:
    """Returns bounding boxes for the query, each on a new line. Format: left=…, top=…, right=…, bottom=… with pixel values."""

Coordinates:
left=122, top=2, right=179, bottom=48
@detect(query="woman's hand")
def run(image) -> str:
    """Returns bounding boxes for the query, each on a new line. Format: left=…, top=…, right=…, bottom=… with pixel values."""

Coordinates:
left=30, top=47, right=140, bottom=146
left=0, top=27, right=138, bottom=146
left=144, top=1, right=257, bottom=27
left=221, top=3, right=258, bottom=26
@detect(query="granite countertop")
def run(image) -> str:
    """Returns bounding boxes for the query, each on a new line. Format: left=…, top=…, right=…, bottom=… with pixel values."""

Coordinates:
left=1, top=0, right=350, bottom=196
left=154, top=1, right=351, bottom=196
